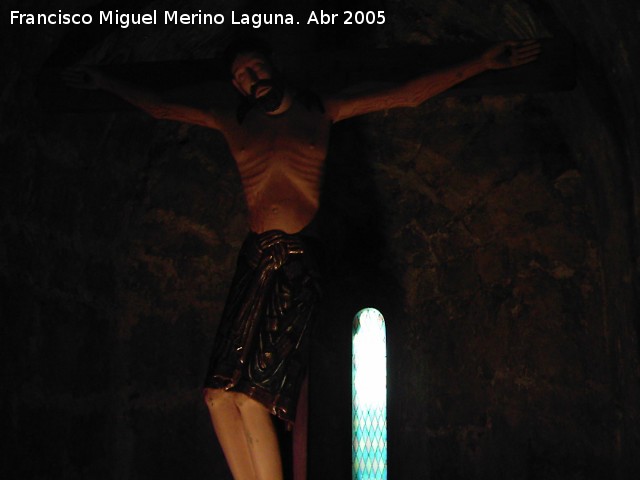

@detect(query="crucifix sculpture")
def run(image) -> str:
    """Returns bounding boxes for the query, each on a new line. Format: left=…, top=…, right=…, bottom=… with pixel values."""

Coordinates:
left=58, top=36, right=558, bottom=480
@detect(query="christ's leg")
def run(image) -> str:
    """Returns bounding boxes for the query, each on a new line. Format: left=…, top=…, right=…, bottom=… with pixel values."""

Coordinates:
left=204, top=388, right=257, bottom=480
left=205, top=388, right=283, bottom=480
left=234, top=393, right=284, bottom=480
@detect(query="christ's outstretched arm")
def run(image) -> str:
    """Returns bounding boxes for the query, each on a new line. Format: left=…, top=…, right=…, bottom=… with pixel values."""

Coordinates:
left=324, top=40, right=541, bottom=123
left=62, top=66, right=225, bottom=129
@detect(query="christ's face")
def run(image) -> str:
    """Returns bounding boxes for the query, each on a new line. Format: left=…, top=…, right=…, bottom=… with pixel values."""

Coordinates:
left=231, top=52, right=285, bottom=113
left=231, top=52, right=274, bottom=98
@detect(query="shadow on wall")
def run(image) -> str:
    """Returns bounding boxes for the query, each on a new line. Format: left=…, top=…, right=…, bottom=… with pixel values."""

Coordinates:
left=309, top=118, right=404, bottom=480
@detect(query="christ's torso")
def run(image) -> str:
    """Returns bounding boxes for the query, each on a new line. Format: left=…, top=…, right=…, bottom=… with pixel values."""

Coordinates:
left=222, top=97, right=331, bottom=234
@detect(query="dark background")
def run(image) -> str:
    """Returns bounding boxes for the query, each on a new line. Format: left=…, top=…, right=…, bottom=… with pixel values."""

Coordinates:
left=2, top=0, right=639, bottom=479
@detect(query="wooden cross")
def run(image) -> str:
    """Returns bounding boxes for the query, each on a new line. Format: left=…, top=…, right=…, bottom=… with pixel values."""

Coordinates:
left=38, top=38, right=574, bottom=113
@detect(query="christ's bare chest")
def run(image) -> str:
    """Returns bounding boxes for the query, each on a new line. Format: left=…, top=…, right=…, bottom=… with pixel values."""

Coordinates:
left=224, top=101, right=332, bottom=179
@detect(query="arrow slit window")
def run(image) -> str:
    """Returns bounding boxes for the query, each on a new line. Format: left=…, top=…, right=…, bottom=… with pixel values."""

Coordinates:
left=352, top=308, right=387, bottom=479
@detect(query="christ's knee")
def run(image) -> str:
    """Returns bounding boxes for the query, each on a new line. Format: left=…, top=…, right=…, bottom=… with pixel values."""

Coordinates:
left=233, top=392, right=269, bottom=415
left=203, top=388, right=235, bottom=413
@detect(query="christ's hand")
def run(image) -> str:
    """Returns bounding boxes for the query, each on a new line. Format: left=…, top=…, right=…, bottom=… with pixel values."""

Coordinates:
left=482, top=40, right=541, bottom=70
left=61, top=66, right=104, bottom=90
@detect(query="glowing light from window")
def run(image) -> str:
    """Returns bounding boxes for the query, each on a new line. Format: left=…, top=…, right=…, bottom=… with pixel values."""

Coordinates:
left=352, top=308, right=387, bottom=479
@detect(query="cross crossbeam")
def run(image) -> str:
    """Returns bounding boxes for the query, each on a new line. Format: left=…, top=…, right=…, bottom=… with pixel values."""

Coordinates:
left=38, top=39, right=574, bottom=113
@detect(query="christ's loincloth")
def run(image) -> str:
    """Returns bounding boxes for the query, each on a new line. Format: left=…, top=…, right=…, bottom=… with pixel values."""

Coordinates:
left=203, top=229, right=322, bottom=426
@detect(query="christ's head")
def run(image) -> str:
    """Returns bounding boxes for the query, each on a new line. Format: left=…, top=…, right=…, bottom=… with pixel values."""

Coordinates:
left=223, top=37, right=286, bottom=113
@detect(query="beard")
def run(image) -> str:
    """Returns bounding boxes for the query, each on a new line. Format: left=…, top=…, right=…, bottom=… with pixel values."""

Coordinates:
left=250, top=78, right=285, bottom=113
